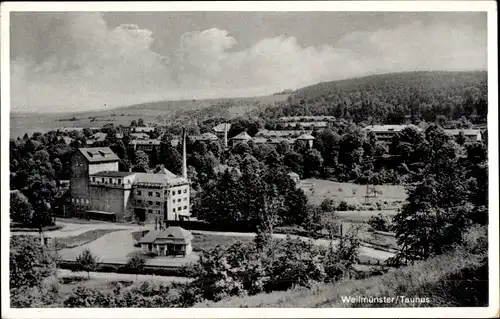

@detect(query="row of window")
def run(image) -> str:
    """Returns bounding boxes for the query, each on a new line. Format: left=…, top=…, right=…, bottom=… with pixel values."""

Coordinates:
left=72, top=198, right=89, bottom=204
left=91, top=177, right=130, bottom=185
left=147, top=209, right=162, bottom=215
left=136, top=189, right=188, bottom=197
left=136, top=190, right=161, bottom=197
left=172, top=206, right=188, bottom=213
left=135, top=200, right=162, bottom=206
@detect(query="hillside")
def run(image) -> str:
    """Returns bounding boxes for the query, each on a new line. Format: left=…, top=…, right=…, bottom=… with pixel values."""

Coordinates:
left=10, top=70, right=487, bottom=138
left=10, top=94, right=288, bottom=138
left=258, top=71, right=488, bottom=124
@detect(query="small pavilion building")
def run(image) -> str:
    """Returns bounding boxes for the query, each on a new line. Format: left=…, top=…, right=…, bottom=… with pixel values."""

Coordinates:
left=139, top=226, right=194, bottom=257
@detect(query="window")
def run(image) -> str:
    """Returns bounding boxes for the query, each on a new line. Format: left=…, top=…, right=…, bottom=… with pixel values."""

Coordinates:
left=148, top=209, right=153, bottom=214
left=137, top=200, right=143, bottom=204
left=148, top=244, right=152, bottom=252
left=156, top=192, right=160, bottom=197
left=177, top=190, right=181, bottom=195
left=183, top=206, right=187, bottom=210
left=156, top=202, right=160, bottom=206
left=118, top=179, right=122, bottom=184
left=148, top=201, right=153, bottom=205
left=148, top=191, right=153, bottom=197
left=137, top=190, right=142, bottom=196
left=109, top=178, right=112, bottom=183
left=183, top=189, right=187, bottom=193
left=173, top=208, right=176, bottom=212
left=184, top=197, right=188, bottom=201
left=92, top=177, right=96, bottom=182
left=177, top=199, right=181, bottom=203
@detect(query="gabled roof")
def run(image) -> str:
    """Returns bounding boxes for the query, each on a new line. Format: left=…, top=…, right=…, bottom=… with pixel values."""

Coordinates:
left=288, top=172, right=300, bottom=178
left=139, top=227, right=194, bottom=244
left=232, top=131, right=252, bottom=140
left=297, top=133, right=315, bottom=140
left=213, top=123, right=231, bottom=132
left=78, top=147, right=120, bottom=163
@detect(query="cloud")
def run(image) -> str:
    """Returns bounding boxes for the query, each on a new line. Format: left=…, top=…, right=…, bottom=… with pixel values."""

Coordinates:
left=10, top=14, right=487, bottom=113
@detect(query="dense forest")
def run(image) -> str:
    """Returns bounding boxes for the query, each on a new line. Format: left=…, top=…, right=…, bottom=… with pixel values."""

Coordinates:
left=257, top=71, right=487, bottom=124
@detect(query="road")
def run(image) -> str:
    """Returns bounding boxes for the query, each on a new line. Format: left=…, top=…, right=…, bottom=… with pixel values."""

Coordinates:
left=57, top=268, right=192, bottom=283
left=18, top=220, right=395, bottom=262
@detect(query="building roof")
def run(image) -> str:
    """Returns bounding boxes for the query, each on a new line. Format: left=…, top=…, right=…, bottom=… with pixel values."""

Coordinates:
left=130, top=132, right=150, bottom=139
left=190, top=133, right=219, bottom=141
left=288, top=172, right=300, bottom=178
left=78, top=147, right=120, bottom=163
left=444, top=129, right=481, bottom=136
left=278, top=116, right=335, bottom=122
left=139, top=227, right=194, bottom=244
left=90, top=132, right=107, bottom=141
left=133, top=126, right=155, bottom=132
left=297, top=133, right=315, bottom=140
left=213, top=123, right=231, bottom=132
left=256, top=130, right=312, bottom=138
left=90, top=171, right=135, bottom=178
left=232, top=131, right=252, bottom=140
left=130, top=139, right=161, bottom=145
left=364, top=125, right=422, bottom=133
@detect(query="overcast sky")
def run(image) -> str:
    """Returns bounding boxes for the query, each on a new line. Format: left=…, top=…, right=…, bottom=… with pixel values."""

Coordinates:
left=10, top=12, right=487, bottom=113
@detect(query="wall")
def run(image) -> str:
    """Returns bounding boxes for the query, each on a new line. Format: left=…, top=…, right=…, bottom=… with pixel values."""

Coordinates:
left=70, top=152, right=90, bottom=213
left=133, top=186, right=165, bottom=223
left=88, top=161, right=119, bottom=175
left=89, top=186, right=126, bottom=220
left=165, top=183, right=190, bottom=221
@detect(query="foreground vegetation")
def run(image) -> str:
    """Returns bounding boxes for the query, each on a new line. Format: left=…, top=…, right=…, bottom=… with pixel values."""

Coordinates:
left=195, top=226, right=488, bottom=308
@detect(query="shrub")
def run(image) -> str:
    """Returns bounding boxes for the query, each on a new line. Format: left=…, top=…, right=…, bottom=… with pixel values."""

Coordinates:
left=368, top=213, right=391, bottom=232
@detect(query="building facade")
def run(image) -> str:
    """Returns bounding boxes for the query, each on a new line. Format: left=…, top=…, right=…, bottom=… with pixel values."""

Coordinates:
left=69, top=130, right=191, bottom=223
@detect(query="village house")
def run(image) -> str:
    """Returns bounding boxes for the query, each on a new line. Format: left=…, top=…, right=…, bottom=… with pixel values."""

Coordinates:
left=231, top=130, right=315, bottom=148
left=444, top=129, right=482, bottom=142
left=138, top=227, right=194, bottom=257
left=288, top=172, right=300, bottom=183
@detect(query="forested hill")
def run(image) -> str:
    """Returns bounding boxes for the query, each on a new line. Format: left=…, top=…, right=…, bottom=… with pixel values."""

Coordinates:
left=258, top=71, right=487, bottom=124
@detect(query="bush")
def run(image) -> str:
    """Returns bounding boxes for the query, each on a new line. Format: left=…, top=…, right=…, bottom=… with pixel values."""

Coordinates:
left=368, top=213, right=390, bottom=232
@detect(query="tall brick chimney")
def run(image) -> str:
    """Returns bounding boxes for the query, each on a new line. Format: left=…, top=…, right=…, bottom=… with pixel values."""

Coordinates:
left=182, top=127, right=187, bottom=179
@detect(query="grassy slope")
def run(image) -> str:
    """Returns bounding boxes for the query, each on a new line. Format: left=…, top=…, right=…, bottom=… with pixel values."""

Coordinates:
left=195, top=247, right=487, bottom=308
left=298, top=179, right=407, bottom=207
left=10, top=94, right=288, bottom=138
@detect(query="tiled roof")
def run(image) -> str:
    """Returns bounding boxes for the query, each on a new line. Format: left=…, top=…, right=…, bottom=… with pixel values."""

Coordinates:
left=232, top=131, right=252, bottom=140
left=78, top=147, right=120, bottom=163
left=139, top=227, right=194, bottom=244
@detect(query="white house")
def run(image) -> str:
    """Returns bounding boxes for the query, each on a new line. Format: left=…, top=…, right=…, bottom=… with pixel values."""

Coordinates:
left=138, top=227, right=194, bottom=257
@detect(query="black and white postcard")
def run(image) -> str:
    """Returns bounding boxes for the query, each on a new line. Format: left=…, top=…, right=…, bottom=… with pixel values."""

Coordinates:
left=1, top=1, right=498, bottom=318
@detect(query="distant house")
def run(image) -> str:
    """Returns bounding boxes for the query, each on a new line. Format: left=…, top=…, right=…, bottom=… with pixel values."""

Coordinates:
left=444, top=129, right=482, bottom=142
left=189, top=132, right=219, bottom=143
left=132, top=126, right=155, bottom=133
left=297, top=133, right=315, bottom=149
left=364, top=125, right=422, bottom=143
left=130, top=139, right=161, bottom=152
left=130, top=132, right=150, bottom=140
left=138, top=227, right=194, bottom=257
left=230, top=131, right=252, bottom=147
left=57, top=136, right=74, bottom=145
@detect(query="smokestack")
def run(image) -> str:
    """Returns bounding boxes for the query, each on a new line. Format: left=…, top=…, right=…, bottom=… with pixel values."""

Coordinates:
left=182, top=127, right=187, bottom=179
left=223, top=123, right=228, bottom=149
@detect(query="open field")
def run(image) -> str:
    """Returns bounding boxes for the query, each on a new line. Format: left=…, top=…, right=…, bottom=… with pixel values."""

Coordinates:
left=10, top=94, right=288, bottom=138
left=298, top=179, right=407, bottom=208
